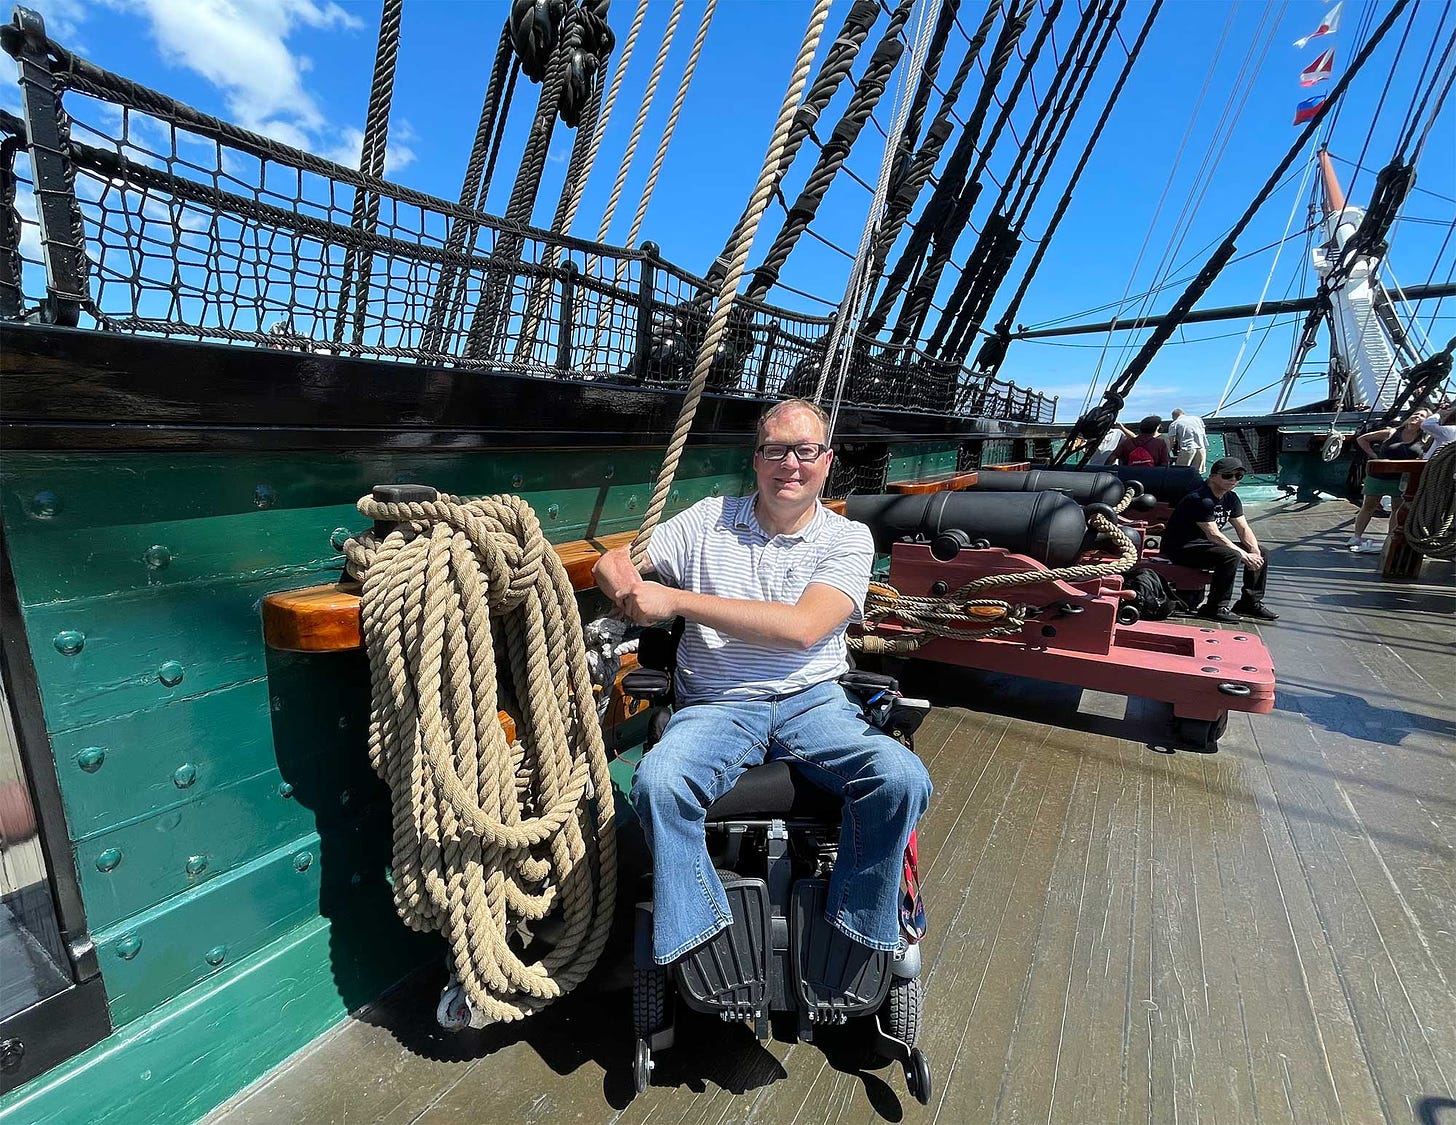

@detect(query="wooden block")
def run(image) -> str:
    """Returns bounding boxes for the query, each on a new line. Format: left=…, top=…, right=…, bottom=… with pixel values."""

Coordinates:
left=261, top=582, right=364, bottom=653
left=823, top=498, right=848, bottom=515
left=553, top=530, right=637, bottom=592
left=886, top=470, right=980, bottom=495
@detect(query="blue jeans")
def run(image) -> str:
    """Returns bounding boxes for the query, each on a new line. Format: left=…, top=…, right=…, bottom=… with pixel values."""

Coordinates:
left=631, top=678, right=933, bottom=965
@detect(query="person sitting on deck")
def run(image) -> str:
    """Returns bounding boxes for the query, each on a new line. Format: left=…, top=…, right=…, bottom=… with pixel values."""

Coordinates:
left=1109, top=415, right=1172, bottom=468
left=1348, top=410, right=1431, bottom=553
left=1167, top=408, right=1208, bottom=473
left=592, top=398, right=932, bottom=967
left=1160, top=456, right=1280, bottom=624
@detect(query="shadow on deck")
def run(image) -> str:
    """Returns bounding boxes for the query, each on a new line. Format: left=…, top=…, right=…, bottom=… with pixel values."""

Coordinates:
left=206, top=498, right=1456, bottom=1125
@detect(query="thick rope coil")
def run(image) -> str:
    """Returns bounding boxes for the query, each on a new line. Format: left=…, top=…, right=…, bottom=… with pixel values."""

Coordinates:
left=853, top=512, right=1140, bottom=653
left=1405, top=442, right=1456, bottom=560
left=344, top=492, right=616, bottom=1025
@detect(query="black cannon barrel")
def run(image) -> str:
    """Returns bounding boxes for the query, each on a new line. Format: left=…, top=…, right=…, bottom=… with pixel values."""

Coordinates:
left=964, top=469, right=1125, bottom=508
left=1069, top=464, right=1203, bottom=502
left=846, top=491, right=1090, bottom=568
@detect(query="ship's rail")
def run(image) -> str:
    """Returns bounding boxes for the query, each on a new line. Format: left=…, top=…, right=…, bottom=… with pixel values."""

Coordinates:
left=0, top=14, right=1056, bottom=424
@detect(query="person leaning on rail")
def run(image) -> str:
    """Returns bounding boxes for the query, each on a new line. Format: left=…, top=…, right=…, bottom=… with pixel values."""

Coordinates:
left=1159, top=456, right=1279, bottom=624
left=592, top=399, right=932, bottom=967
left=1348, top=409, right=1431, bottom=553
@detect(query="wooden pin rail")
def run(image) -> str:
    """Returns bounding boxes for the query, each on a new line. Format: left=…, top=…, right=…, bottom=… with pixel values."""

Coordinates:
left=886, top=470, right=979, bottom=495
left=982, top=461, right=1032, bottom=472
left=1367, top=459, right=1427, bottom=579
left=262, top=499, right=850, bottom=654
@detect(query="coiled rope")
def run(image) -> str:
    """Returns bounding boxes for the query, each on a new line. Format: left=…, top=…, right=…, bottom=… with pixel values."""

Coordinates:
left=855, top=509, right=1140, bottom=654
left=1405, top=442, right=1456, bottom=560
left=344, top=493, right=616, bottom=1025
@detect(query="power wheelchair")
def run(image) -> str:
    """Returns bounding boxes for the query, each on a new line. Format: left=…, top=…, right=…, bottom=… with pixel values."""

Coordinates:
left=622, top=622, right=934, bottom=1102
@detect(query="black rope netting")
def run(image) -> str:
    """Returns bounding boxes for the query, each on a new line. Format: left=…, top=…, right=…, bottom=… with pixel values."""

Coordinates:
left=0, top=15, right=1057, bottom=424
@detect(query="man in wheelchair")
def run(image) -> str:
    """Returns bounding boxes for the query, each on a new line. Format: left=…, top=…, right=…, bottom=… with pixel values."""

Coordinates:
left=594, top=399, right=933, bottom=1096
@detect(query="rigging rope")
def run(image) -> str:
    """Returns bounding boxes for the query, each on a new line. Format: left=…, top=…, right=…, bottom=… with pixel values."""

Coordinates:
left=623, top=0, right=717, bottom=249
left=816, top=0, right=947, bottom=437
left=706, top=0, right=881, bottom=289
left=746, top=0, right=914, bottom=303
left=974, top=0, right=1161, bottom=379
left=629, top=0, right=834, bottom=565
left=421, top=24, right=517, bottom=354
left=334, top=0, right=403, bottom=347
left=886, top=0, right=1047, bottom=351
left=344, top=492, right=616, bottom=1026
left=1053, top=0, right=1413, bottom=468
left=592, top=0, right=683, bottom=244
left=860, top=0, right=998, bottom=325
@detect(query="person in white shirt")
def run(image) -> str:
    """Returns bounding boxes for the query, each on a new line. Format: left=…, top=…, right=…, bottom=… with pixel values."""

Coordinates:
left=1421, top=402, right=1456, bottom=458
left=1167, top=408, right=1208, bottom=473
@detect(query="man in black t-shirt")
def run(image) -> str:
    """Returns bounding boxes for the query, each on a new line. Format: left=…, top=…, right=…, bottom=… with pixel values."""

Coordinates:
left=1161, top=456, right=1279, bottom=624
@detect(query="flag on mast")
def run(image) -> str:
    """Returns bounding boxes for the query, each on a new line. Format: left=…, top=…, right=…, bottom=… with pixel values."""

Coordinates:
left=1300, top=48, right=1335, bottom=87
left=1294, top=2, right=1342, bottom=49
left=1293, top=95, right=1327, bottom=125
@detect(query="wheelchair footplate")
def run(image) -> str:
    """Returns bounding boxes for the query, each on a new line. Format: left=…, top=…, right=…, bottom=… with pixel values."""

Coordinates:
left=790, top=879, right=892, bottom=1035
left=672, top=874, right=771, bottom=1023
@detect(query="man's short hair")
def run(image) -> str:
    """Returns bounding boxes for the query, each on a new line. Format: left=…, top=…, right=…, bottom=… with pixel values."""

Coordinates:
left=757, top=398, right=830, bottom=445
left=1138, top=415, right=1162, bottom=435
left=1171, top=408, right=1184, bottom=419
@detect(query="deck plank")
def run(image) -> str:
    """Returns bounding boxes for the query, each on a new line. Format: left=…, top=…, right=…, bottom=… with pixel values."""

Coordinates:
left=203, top=498, right=1456, bottom=1125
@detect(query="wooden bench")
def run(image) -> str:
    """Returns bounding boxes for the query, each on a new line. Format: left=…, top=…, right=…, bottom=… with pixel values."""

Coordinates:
left=981, top=461, right=1032, bottom=472
left=886, top=470, right=979, bottom=495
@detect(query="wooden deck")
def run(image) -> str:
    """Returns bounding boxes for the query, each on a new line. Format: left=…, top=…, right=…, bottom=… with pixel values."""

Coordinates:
left=205, top=499, right=1455, bottom=1125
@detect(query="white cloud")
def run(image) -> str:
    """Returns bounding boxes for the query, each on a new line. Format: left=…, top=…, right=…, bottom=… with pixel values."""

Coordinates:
left=119, top=0, right=365, bottom=156
left=321, top=120, right=417, bottom=176
left=30, top=0, right=89, bottom=40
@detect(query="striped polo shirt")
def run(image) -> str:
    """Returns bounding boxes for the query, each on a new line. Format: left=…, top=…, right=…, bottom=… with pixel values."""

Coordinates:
left=646, top=494, right=874, bottom=704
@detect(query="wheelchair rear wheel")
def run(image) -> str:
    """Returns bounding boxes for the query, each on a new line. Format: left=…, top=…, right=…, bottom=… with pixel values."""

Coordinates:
left=632, top=966, right=669, bottom=1095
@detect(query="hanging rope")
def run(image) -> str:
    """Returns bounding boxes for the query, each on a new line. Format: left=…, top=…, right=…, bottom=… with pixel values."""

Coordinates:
left=421, top=23, right=518, bottom=355
left=623, top=0, right=717, bottom=249
left=1406, top=439, right=1456, bottom=560
left=705, top=0, right=882, bottom=288
left=974, top=0, right=1163, bottom=377
left=815, top=0, right=946, bottom=435
left=334, top=0, right=403, bottom=347
left=344, top=492, right=616, bottom=1026
left=1051, top=0, right=1413, bottom=468
left=629, top=0, right=834, bottom=565
left=744, top=0, right=914, bottom=304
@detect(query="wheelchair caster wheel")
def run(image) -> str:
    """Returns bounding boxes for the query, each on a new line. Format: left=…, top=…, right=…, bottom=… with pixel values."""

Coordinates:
left=1174, top=713, right=1227, bottom=751
left=634, top=1038, right=653, bottom=1095
left=905, top=1047, right=932, bottom=1105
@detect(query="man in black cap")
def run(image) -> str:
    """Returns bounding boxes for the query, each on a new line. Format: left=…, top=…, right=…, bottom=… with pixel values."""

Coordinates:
left=1159, top=456, right=1279, bottom=623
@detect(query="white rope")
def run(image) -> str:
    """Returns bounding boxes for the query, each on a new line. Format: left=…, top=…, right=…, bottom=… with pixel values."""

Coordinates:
left=815, top=0, right=945, bottom=442
left=624, top=0, right=718, bottom=248
left=591, top=0, right=686, bottom=244
left=1213, top=140, right=1320, bottom=415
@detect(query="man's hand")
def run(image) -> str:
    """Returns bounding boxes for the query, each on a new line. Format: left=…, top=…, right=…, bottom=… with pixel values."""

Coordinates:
left=618, top=581, right=681, bottom=625
left=593, top=546, right=644, bottom=604
left=1240, top=548, right=1265, bottom=570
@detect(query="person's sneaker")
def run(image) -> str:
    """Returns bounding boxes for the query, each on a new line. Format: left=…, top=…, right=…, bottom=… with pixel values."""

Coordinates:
left=1197, top=606, right=1241, bottom=624
left=1350, top=538, right=1382, bottom=554
left=1232, top=599, right=1280, bottom=621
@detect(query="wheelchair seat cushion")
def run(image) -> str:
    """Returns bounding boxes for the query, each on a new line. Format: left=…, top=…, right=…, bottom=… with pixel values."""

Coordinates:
left=705, top=761, right=842, bottom=821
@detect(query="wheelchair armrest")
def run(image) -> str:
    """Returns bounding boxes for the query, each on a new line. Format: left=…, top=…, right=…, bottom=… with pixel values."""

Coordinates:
left=838, top=669, right=900, bottom=698
left=622, top=667, right=673, bottom=703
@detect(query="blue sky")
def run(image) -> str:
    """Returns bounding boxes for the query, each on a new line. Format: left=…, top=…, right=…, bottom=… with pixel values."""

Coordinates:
left=7, top=0, right=1454, bottom=422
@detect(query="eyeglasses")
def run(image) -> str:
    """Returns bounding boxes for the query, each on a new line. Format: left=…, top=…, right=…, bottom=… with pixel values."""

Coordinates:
left=757, top=442, right=829, bottom=463
left=1218, top=470, right=1245, bottom=481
